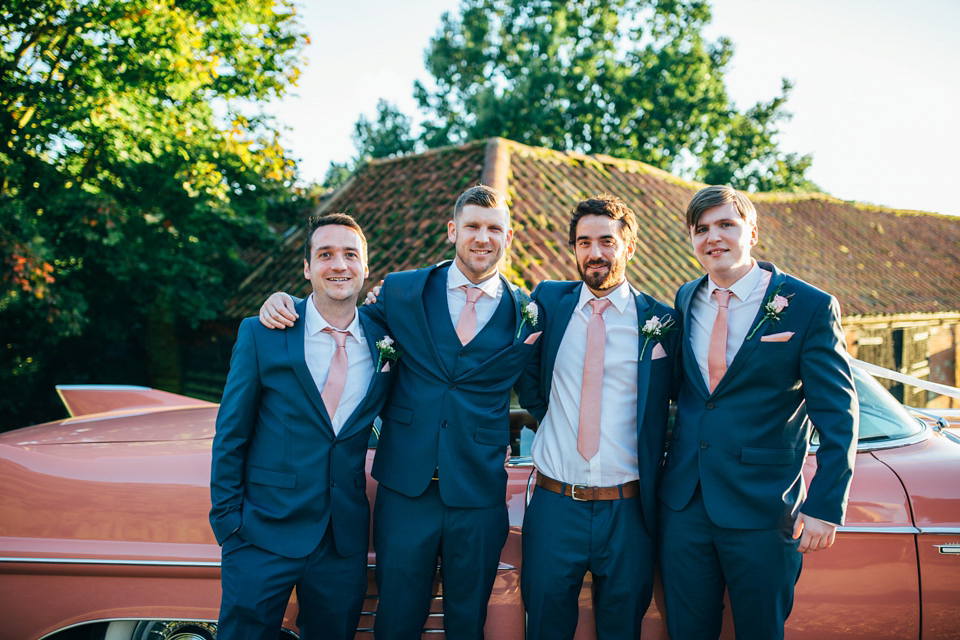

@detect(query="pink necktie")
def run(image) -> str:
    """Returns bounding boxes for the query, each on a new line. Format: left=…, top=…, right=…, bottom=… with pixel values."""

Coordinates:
left=456, top=286, right=484, bottom=345
left=321, top=327, right=349, bottom=419
left=578, top=297, right=612, bottom=461
left=708, top=289, right=732, bottom=393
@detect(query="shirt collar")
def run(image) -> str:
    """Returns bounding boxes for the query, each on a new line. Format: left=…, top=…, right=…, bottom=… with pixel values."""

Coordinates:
left=708, top=260, right=761, bottom=302
left=578, top=279, right=632, bottom=314
left=447, top=260, right=501, bottom=299
left=304, top=293, right=362, bottom=341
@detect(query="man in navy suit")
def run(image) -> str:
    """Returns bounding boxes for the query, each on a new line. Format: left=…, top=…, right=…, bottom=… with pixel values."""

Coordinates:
left=210, top=213, right=396, bottom=639
left=658, top=186, right=859, bottom=639
left=258, top=186, right=540, bottom=639
left=515, top=195, right=680, bottom=640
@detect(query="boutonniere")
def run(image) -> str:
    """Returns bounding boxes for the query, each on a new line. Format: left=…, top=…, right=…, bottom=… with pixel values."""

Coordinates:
left=639, top=313, right=676, bottom=361
left=746, top=283, right=793, bottom=340
left=375, top=335, right=401, bottom=371
left=516, top=292, right=539, bottom=339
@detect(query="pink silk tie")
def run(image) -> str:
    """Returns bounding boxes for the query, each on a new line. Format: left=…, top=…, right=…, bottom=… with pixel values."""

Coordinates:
left=708, top=289, right=733, bottom=393
left=456, top=285, right=484, bottom=345
left=321, top=327, right=349, bottom=419
left=578, top=297, right=612, bottom=461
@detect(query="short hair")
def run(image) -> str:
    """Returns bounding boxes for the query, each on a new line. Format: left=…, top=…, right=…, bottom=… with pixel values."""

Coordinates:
left=453, top=184, right=508, bottom=220
left=567, top=194, right=638, bottom=246
left=685, top=185, right=757, bottom=229
left=303, top=213, right=368, bottom=263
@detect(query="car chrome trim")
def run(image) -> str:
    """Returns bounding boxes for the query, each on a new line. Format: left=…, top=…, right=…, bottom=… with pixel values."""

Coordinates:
left=38, top=618, right=267, bottom=640
left=919, top=527, right=960, bottom=535
left=0, top=557, right=221, bottom=567
left=854, top=428, right=931, bottom=452
left=507, top=455, right=533, bottom=467
left=837, top=526, right=921, bottom=534
left=935, top=545, right=960, bottom=554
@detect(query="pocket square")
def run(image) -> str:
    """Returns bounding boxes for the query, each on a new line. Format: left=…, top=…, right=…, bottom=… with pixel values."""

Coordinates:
left=760, top=331, right=794, bottom=342
left=524, top=331, right=542, bottom=345
left=651, top=342, right=667, bottom=359
left=380, top=362, right=391, bottom=372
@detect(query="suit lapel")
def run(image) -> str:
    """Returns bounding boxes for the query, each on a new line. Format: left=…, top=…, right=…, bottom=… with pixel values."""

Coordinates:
left=633, top=287, right=653, bottom=424
left=543, top=284, right=581, bottom=399
left=714, top=262, right=784, bottom=393
left=680, top=276, right=711, bottom=398
left=337, top=313, right=387, bottom=439
left=416, top=262, right=452, bottom=377
left=287, top=298, right=335, bottom=432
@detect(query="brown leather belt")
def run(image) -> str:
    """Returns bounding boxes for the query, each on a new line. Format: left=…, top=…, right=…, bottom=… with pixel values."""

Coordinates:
left=536, top=473, right=640, bottom=501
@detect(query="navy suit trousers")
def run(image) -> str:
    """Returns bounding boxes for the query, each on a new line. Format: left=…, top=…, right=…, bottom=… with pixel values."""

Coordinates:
left=521, top=486, right=654, bottom=640
left=658, top=487, right=802, bottom=640
left=372, top=483, right=508, bottom=640
left=218, top=525, right=367, bottom=640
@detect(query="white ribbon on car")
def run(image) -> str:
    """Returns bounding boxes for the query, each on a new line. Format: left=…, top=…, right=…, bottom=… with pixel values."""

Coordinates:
left=848, top=357, right=960, bottom=401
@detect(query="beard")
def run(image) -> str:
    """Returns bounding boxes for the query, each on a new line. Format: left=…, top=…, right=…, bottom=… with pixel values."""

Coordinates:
left=577, top=258, right=626, bottom=292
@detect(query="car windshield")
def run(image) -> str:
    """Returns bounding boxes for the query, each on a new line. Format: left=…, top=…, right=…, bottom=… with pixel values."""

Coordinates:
left=846, top=365, right=925, bottom=443
left=808, top=365, right=926, bottom=447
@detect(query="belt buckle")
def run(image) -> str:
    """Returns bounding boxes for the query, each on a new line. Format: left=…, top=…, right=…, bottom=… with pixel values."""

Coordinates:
left=570, top=484, right=589, bottom=501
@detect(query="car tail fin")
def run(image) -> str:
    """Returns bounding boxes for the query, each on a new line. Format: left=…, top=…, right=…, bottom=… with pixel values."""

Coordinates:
left=55, top=385, right=215, bottom=417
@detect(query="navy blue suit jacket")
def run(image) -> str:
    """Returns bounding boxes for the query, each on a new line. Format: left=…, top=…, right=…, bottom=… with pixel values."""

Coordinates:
left=659, top=262, right=859, bottom=529
left=363, top=261, right=539, bottom=509
left=515, top=280, right=680, bottom=534
left=210, top=298, right=396, bottom=558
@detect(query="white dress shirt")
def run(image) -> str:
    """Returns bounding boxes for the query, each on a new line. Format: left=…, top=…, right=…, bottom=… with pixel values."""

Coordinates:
left=303, top=294, right=375, bottom=435
left=531, top=280, right=641, bottom=486
left=446, top=261, right=503, bottom=335
left=689, top=261, right=771, bottom=389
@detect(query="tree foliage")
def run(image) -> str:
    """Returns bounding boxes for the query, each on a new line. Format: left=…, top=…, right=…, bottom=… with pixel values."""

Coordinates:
left=1, top=0, right=308, bottom=428
left=351, top=0, right=816, bottom=192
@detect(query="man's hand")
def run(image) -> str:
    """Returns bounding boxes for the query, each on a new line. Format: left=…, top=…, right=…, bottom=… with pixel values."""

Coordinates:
left=362, top=281, right=384, bottom=306
left=259, top=292, right=297, bottom=329
left=793, top=513, right=837, bottom=553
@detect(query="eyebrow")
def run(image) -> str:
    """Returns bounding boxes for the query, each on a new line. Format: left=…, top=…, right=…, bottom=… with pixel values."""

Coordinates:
left=314, top=244, right=361, bottom=253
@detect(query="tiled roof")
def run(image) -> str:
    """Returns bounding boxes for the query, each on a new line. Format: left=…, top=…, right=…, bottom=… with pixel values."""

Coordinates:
left=225, top=138, right=960, bottom=319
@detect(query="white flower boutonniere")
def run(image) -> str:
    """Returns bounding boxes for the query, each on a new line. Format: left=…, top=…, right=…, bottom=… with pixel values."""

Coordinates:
left=746, top=283, right=793, bottom=341
left=516, top=298, right=539, bottom=339
left=639, top=313, right=676, bottom=361
left=375, top=335, right=401, bottom=371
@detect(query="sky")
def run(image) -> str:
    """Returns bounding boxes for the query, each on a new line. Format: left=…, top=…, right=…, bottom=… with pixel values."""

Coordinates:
left=267, top=0, right=960, bottom=217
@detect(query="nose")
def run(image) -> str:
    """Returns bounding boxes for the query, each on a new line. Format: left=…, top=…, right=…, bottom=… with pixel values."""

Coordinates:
left=588, top=243, right=603, bottom=259
left=330, top=252, right=348, bottom=269
left=475, top=227, right=490, bottom=243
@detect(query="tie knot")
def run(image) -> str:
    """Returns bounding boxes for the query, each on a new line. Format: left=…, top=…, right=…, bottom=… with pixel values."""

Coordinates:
left=588, top=297, right=612, bottom=316
left=461, top=285, right=483, bottom=304
left=322, top=326, right=349, bottom=347
left=713, top=289, right=732, bottom=309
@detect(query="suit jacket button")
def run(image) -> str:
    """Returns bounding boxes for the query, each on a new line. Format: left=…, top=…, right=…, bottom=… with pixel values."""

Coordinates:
left=441, top=420, right=448, bottom=428
left=706, top=402, right=715, bottom=409
left=450, top=383, right=457, bottom=390
left=459, top=350, right=466, bottom=357
left=700, top=442, right=709, bottom=450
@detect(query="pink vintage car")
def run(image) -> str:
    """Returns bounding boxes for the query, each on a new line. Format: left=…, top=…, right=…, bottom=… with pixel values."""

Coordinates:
left=1, top=365, right=959, bottom=640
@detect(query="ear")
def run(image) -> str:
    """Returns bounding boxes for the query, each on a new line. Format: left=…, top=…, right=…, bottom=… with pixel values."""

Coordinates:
left=749, top=222, right=759, bottom=247
left=447, top=219, right=457, bottom=244
left=503, top=227, right=514, bottom=248
left=303, top=259, right=310, bottom=280
left=626, top=238, right=637, bottom=260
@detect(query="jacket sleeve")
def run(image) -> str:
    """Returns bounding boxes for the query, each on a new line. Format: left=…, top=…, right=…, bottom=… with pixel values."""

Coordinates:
left=799, top=295, right=859, bottom=525
left=209, top=319, right=262, bottom=545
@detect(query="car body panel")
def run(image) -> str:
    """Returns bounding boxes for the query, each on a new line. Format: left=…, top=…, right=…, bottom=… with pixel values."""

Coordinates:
left=3, top=380, right=960, bottom=639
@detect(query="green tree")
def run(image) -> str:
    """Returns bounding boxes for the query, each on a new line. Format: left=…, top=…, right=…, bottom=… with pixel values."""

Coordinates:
left=1, top=0, right=308, bottom=429
left=353, top=0, right=817, bottom=192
